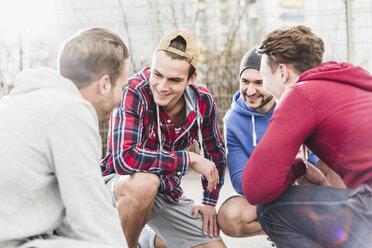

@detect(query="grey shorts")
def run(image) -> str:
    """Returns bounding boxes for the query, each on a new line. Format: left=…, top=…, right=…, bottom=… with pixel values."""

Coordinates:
left=104, top=174, right=222, bottom=248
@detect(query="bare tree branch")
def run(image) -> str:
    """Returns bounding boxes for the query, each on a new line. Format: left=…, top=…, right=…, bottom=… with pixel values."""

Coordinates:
left=225, top=0, right=249, bottom=54
left=170, top=0, right=179, bottom=29
left=117, top=0, right=138, bottom=72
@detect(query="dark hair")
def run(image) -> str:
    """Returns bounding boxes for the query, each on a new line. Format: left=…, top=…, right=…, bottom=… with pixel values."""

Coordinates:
left=58, top=28, right=129, bottom=89
left=163, top=35, right=196, bottom=80
left=257, top=25, right=324, bottom=74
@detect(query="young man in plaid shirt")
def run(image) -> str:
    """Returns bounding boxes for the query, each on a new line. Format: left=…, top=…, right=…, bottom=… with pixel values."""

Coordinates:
left=100, top=29, right=227, bottom=248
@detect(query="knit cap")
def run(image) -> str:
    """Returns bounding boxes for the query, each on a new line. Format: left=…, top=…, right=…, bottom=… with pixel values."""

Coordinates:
left=239, top=44, right=262, bottom=76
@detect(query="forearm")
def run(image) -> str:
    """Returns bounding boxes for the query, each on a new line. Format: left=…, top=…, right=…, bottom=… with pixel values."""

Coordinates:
left=113, top=146, right=189, bottom=176
left=317, top=161, right=346, bottom=188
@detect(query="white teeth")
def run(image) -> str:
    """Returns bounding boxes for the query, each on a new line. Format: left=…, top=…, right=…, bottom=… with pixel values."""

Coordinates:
left=158, top=91, right=170, bottom=96
left=246, top=96, right=258, bottom=100
left=156, top=89, right=167, bottom=96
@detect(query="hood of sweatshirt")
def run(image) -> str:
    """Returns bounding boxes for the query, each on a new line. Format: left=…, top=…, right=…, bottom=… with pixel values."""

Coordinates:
left=10, top=67, right=81, bottom=97
left=297, top=61, right=372, bottom=91
left=228, top=91, right=275, bottom=148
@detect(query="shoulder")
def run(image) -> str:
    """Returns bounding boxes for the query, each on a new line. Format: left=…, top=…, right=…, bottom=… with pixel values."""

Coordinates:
left=191, top=84, right=216, bottom=106
left=128, top=67, right=151, bottom=90
left=44, top=96, right=99, bottom=148
left=280, top=83, right=313, bottom=107
left=189, top=84, right=218, bottom=119
left=223, top=106, right=250, bottom=130
left=40, top=87, right=95, bottom=119
left=56, top=97, right=98, bottom=126
left=223, top=107, right=235, bottom=124
left=125, top=67, right=153, bottom=104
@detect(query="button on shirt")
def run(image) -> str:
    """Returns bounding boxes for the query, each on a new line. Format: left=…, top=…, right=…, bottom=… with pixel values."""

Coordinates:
left=100, top=67, right=226, bottom=206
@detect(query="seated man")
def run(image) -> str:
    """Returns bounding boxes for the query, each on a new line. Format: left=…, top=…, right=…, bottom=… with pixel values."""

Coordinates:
left=0, top=28, right=129, bottom=248
left=243, top=25, right=372, bottom=247
left=100, top=29, right=227, bottom=248
left=217, top=45, right=321, bottom=239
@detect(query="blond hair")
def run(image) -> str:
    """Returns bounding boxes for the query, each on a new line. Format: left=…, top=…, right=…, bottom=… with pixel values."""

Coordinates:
left=58, top=27, right=129, bottom=88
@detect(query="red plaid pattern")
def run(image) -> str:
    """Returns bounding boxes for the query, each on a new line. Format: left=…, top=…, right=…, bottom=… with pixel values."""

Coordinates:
left=100, top=67, right=226, bottom=206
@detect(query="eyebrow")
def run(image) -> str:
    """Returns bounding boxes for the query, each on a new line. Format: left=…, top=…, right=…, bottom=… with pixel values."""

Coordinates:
left=169, top=76, right=184, bottom=82
left=153, top=69, right=184, bottom=82
left=153, top=69, right=162, bottom=76
left=241, top=78, right=263, bottom=83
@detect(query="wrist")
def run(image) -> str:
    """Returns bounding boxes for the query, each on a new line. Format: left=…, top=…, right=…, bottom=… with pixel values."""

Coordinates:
left=188, top=151, right=197, bottom=166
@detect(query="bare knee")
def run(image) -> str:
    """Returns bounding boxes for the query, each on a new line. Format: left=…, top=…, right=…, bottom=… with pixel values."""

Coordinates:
left=193, top=240, right=226, bottom=248
left=218, top=197, right=243, bottom=236
left=115, top=173, right=160, bottom=209
left=218, top=196, right=259, bottom=237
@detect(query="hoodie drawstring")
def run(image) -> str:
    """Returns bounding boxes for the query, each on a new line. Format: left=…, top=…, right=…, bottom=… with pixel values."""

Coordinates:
left=251, top=115, right=257, bottom=147
left=156, top=93, right=205, bottom=156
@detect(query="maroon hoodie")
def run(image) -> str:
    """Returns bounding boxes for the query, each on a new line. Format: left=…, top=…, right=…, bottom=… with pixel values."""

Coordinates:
left=242, top=61, right=372, bottom=205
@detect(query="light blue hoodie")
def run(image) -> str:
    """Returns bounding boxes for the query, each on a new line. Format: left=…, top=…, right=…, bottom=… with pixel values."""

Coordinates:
left=224, top=91, right=318, bottom=194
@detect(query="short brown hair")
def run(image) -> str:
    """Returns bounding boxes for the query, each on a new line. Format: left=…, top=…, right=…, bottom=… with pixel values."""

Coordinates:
left=257, top=25, right=324, bottom=74
left=58, top=27, right=129, bottom=89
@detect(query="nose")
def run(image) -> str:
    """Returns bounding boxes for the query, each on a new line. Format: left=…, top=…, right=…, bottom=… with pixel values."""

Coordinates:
left=157, top=77, right=169, bottom=92
left=247, top=83, right=258, bottom=96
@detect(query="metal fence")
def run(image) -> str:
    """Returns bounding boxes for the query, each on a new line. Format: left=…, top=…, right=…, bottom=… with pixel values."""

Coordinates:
left=1, top=0, right=371, bottom=155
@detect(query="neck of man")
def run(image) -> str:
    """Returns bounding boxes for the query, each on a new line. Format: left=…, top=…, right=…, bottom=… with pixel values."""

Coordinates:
left=167, top=95, right=186, bottom=128
left=277, top=75, right=301, bottom=100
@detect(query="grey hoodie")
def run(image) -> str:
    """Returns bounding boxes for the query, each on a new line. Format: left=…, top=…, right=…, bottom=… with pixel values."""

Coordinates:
left=0, top=68, right=127, bottom=248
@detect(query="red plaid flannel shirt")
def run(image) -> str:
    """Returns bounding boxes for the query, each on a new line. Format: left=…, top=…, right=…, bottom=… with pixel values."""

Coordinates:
left=100, top=67, right=226, bottom=206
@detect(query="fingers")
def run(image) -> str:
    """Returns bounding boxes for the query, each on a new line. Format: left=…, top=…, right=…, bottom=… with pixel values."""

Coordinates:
left=206, top=213, right=219, bottom=237
left=212, top=215, right=219, bottom=237
left=203, top=212, right=209, bottom=235
left=206, top=173, right=214, bottom=192
left=319, top=174, right=331, bottom=186
left=205, top=165, right=216, bottom=192
left=208, top=216, right=214, bottom=237
left=213, top=165, right=219, bottom=190
left=189, top=153, right=220, bottom=192
left=306, top=164, right=331, bottom=186
left=312, top=165, right=330, bottom=186
left=207, top=162, right=219, bottom=192
left=192, top=206, right=200, bottom=218
left=198, top=205, right=219, bottom=237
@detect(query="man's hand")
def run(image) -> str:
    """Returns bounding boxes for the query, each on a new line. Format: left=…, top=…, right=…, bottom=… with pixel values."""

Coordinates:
left=188, top=152, right=219, bottom=192
left=192, top=204, right=219, bottom=237
left=296, top=161, right=331, bottom=186
left=317, top=161, right=346, bottom=188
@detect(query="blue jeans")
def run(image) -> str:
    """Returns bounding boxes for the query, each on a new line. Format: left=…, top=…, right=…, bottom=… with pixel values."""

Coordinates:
left=257, top=184, right=372, bottom=248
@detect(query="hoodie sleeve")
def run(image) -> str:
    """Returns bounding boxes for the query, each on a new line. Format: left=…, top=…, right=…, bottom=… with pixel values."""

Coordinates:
left=307, top=149, right=319, bottom=166
left=47, top=102, right=127, bottom=247
left=224, top=124, right=248, bottom=195
left=242, top=86, right=315, bottom=205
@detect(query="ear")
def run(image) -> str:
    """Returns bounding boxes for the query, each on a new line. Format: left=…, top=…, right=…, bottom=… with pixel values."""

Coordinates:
left=97, top=74, right=111, bottom=96
left=187, top=71, right=197, bottom=85
left=278, top=64, right=290, bottom=85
